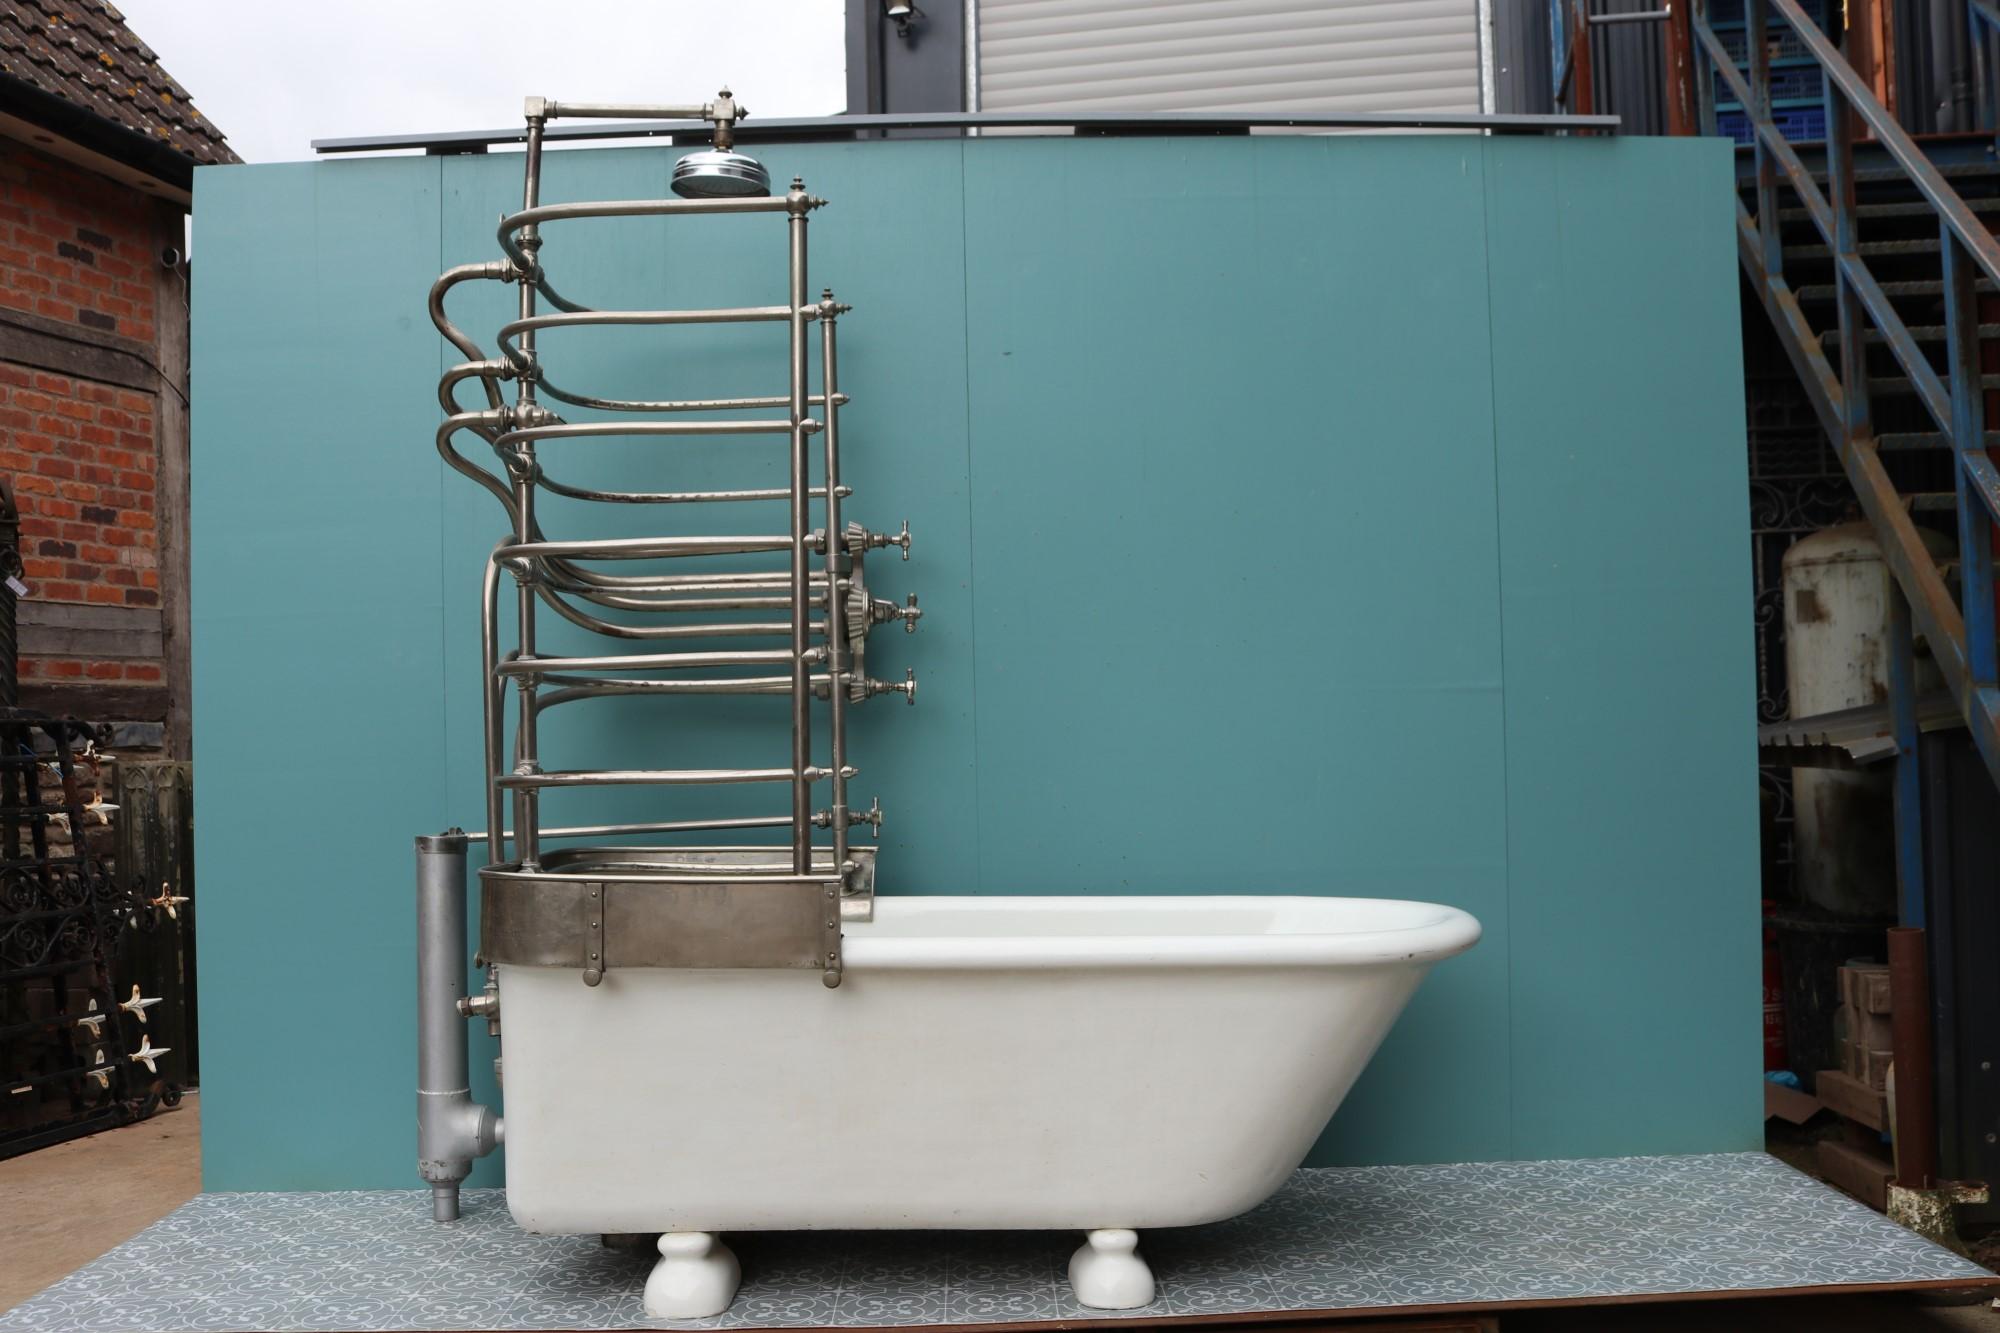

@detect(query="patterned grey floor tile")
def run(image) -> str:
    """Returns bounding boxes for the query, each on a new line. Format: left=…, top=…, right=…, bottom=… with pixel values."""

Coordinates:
left=0, top=1293, right=111, bottom=1332
left=499, top=1292, right=651, bottom=1332
left=704, top=1288, right=846, bottom=1328
left=195, top=1257, right=327, bottom=1302
left=735, top=1261, right=846, bottom=1296
left=1262, top=1270, right=1399, bottom=1309
left=59, top=1296, right=209, bottom=1333
left=945, top=1233, right=1061, bottom=1286
left=1047, top=1295, right=1167, bottom=1322
left=2, top=1153, right=1992, bottom=1332
left=523, top=1262, right=645, bottom=1302
left=836, top=1287, right=949, bottom=1325
left=394, top=1292, right=532, bottom=1331
left=1161, top=1273, right=1278, bottom=1316
left=944, top=1285, right=1061, bottom=1323
left=837, top=1255, right=950, bottom=1291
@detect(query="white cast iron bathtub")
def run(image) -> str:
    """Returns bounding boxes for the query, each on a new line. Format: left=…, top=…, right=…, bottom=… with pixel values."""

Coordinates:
left=496, top=894, right=1480, bottom=1316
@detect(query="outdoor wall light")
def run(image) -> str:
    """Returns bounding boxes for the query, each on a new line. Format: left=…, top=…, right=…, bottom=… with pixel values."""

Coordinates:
left=884, top=0, right=924, bottom=39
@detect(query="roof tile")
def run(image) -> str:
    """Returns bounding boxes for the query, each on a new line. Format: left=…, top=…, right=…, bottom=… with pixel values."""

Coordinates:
left=0, top=0, right=236, bottom=166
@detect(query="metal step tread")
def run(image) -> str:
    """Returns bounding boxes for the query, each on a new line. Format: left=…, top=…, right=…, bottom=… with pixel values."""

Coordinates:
left=1759, top=161, right=2000, bottom=187
left=1779, top=198, right=2000, bottom=222
left=1869, top=373, right=2000, bottom=394
left=1796, top=278, right=1999, bottom=299
left=1819, top=323, right=2000, bottom=344
left=1876, top=432, right=2000, bottom=450
left=1855, top=161, right=2000, bottom=181
left=1789, top=238, right=1948, bottom=260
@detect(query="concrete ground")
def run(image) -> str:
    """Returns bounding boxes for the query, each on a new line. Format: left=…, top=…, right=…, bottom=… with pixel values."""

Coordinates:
left=0, top=1092, right=200, bottom=1312
left=0, top=1107, right=1994, bottom=1329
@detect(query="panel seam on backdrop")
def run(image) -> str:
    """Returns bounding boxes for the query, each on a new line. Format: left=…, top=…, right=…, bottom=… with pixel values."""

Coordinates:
left=1476, top=138, right=1517, bottom=1162
left=956, top=141, right=985, bottom=892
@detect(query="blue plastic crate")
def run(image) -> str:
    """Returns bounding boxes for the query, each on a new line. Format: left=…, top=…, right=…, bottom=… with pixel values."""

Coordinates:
left=1708, top=0, right=1827, bottom=25
left=1716, top=25, right=1817, bottom=67
left=1713, top=61, right=1824, bottom=106
left=1717, top=104, right=1826, bottom=145
left=1765, top=63, right=1825, bottom=101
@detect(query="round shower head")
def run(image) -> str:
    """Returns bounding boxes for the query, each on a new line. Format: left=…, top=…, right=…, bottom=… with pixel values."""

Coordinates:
left=672, top=148, right=771, bottom=199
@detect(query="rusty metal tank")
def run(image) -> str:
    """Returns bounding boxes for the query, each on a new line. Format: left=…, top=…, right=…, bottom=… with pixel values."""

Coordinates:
left=1782, top=521, right=1954, bottom=918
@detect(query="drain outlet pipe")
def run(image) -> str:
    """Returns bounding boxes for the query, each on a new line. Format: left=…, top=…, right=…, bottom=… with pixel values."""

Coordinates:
left=417, top=830, right=501, bottom=1221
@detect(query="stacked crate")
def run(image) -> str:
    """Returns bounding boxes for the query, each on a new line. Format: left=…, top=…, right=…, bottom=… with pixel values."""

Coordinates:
left=1816, top=963, right=1895, bottom=1209
left=1709, top=0, right=1833, bottom=145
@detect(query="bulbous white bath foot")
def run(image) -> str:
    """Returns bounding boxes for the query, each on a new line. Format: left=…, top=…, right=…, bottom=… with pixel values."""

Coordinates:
left=1068, top=1229, right=1155, bottom=1310
left=643, top=1231, right=740, bottom=1319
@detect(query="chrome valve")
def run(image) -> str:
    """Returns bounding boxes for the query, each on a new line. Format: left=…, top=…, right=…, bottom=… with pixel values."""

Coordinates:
left=867, top=668, right=917, bottom=706
left=846, top=519, right=911, bottom=560
left=864, top=592, right=923, bottom=633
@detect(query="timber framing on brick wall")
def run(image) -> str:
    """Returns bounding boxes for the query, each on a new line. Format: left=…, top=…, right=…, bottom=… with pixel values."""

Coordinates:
left=0, top=139, right=189, bottom=754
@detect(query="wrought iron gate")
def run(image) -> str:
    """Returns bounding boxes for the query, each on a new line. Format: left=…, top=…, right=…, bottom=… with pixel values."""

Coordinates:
left=0, top=479, right=182, bottom=1156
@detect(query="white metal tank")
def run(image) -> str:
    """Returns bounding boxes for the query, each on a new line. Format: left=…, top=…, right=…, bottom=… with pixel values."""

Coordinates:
left=1782, top=521, right=1953, bottom=917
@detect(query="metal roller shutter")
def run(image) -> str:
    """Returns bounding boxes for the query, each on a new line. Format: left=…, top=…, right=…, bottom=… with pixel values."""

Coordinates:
left=974, top=0, right=1489, bottom=117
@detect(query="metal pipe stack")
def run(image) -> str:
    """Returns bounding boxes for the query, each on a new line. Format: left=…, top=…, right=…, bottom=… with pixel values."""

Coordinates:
left=413, top=88, right=926, bottom=1224
left=428, top=93, right=922, bottom=989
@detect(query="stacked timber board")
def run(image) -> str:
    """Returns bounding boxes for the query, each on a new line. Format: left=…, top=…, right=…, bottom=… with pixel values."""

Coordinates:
left=1818, top=963, right=1896, bottom=1208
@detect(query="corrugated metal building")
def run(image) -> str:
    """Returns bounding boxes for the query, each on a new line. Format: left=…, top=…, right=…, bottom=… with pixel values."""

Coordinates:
left=848, top=0, right=1554, bottom=122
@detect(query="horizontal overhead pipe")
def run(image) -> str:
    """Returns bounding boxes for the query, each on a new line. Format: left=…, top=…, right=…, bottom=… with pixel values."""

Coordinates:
left=497, top=535, right=792, bottom=561
left=494, top=648, right=803, bottom=674
left=469, top=815, right=795, bottom=842
left=315, top=110, right=1622, bottom=156
left=493, top=767, right=797, bottom=789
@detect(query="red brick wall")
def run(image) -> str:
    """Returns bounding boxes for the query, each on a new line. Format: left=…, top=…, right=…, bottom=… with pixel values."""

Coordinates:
left=0, top=143, right=160, bottom=342
left=0, top=142, right=168, bottom=690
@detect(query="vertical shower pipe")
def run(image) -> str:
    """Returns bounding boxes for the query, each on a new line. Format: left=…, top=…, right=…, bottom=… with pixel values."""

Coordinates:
left=515, top=113, right=546, bottom=870
left=482, top=552, right=507, bottom=866
left=788, top=181, right=812, bottom=876
left=821, top=290, right=850, bottom=879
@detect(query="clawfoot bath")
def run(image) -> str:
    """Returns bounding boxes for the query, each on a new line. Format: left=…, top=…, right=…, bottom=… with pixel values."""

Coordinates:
left=491, top=895, right=1479, bottom=1314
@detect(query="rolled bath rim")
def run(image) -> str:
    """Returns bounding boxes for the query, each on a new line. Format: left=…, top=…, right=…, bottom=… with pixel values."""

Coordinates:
left=840, top=895, right=1481, bottom=971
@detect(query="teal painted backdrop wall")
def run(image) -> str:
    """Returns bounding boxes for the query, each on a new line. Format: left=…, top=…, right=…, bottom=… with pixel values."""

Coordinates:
left=191, top=134, right=1759, bottom=1191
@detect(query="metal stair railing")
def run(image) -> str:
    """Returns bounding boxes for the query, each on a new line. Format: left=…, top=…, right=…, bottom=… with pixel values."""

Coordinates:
left=1688, top=0, right=2000, bottom=833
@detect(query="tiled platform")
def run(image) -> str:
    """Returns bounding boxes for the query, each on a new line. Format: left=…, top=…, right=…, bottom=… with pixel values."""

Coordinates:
left=1, top=1153, right=1990, bottom=1331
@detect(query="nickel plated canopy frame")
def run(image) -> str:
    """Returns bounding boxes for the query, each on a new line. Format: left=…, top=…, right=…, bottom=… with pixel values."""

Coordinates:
left=420, top=88, right=926, bottom=1217
left=418, top=88, right=929, bottom=1221
left=428, top=92, right=920, bottom=983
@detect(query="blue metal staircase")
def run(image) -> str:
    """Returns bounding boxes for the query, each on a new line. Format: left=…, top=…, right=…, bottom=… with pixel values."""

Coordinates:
left=1683, top=0, right=2000, bottom=921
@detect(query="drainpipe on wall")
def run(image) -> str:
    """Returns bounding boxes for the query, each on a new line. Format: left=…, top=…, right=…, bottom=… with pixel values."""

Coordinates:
left=0, top=480, right=17, bottom=709
left=1931, top=2, right=1974, bottom=132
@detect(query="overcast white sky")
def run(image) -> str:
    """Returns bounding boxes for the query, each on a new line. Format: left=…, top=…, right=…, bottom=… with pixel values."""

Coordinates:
left=114, top=0, right=848, bottom=165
